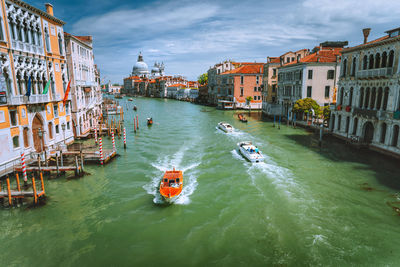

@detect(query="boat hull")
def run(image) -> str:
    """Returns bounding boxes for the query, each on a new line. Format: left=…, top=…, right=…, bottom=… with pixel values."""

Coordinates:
left=237, top=144, right=264, bottom=163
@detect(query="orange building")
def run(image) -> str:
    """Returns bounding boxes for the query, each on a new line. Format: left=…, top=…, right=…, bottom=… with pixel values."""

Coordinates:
left=220, top=63, right=264, bottom=109
left=0, top=1, right=72, bottom=171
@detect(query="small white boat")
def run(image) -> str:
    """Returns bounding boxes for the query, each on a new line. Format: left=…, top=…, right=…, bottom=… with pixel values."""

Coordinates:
left=218, top=122, right=234, bottom=133
left=237, top=141, right=264, bottom=163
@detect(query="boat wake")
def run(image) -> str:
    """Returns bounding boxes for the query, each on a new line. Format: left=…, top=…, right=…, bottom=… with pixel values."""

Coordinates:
left=143, top=145, right=200, bottom=205
left=248, top=160, right=299, bottom=198
left=232, top=147, right=299, bottom=197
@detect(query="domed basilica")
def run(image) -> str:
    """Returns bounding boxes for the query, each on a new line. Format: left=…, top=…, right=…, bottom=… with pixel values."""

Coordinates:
left=132, top=52, right=164, bottom=78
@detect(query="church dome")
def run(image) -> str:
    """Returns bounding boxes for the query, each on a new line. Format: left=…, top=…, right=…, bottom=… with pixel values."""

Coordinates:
left=132, top=52, right=149, bottom=76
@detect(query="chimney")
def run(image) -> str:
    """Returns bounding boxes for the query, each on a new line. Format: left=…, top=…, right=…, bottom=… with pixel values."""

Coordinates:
left=45, top=3, right=54, bottom=16
left=363, top=28, right=371, bottom=44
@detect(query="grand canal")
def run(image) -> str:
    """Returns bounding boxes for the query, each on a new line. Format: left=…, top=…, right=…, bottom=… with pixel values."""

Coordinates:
left=1, top=97, right=400, bottom=266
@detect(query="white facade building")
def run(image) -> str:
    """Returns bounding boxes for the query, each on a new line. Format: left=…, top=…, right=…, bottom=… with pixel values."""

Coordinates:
left=331, top=27, right=400, bottom=158
left=277, top=43, right=344, bottom=119
left=64, top=33, right=102, bottom=137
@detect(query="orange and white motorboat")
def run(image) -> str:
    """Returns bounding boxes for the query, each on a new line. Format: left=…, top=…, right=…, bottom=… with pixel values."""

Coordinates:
left=159, top=168, right=183, bottom=203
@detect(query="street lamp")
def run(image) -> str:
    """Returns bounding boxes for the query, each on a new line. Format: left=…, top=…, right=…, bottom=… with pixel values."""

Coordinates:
left=61, top=122, right=66, bottom=145
left=38, top=127, right=44, bottom=160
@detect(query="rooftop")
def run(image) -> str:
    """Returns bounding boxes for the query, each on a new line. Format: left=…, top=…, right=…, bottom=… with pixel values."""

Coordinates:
left=221, top=63, right=264, bottom=75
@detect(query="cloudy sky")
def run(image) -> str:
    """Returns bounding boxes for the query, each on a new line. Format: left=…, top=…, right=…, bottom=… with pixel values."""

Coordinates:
left=31, top=0, right=400, bottom=83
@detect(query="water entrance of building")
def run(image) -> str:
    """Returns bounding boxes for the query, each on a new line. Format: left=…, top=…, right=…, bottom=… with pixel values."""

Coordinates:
left=363, top=122, right=374, bottom=144
left=32, top=114, right=44, bottom=152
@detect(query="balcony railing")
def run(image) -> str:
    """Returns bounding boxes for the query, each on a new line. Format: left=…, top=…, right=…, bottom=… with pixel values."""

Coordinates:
left=353, top=107, right=377, bottom=119
left=8, top=94, right=51, bottom=105
left=355, top=68, right=393, bottom=78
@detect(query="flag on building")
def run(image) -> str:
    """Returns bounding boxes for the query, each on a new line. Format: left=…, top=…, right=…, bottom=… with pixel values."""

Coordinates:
left=42, top=79, right=51, bottom=94
left=63, top=80, right=71, bottom=105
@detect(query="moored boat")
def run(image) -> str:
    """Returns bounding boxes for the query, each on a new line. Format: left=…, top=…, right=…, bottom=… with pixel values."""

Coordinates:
left=147, top=117, right=153, bottom=126
left=218, top=122, right=234, bottom=133
left=238, top=114, right=248, bottom=122
left=159, top=168, right=183, bottom=203
left=237, top=141, right=264, bottom=163
left=133, top=105, right=137, bottom=111
left=128, top=98, right=133, bottom=101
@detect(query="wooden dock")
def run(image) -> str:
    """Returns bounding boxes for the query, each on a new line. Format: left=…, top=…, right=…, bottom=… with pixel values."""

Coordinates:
left=63, top=150, right=117, bottom=164
left=0, top=175, right=45, bottom=206
left=14, top=166, right=81, bottom=172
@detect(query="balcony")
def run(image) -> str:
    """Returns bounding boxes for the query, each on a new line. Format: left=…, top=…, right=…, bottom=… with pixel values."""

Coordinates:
left=345, top=105, right=351, bottom=112
left=355, top=68, right=393, bottom=79
left=353, top=107, right=377, bottom=119
left=8, top=94, right=50, bottom=105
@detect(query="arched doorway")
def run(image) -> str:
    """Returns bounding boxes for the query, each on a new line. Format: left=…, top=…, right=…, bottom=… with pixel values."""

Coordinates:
left=363, top=122, right=374, bottom=144
left=32, top=114, right=44, bottom=152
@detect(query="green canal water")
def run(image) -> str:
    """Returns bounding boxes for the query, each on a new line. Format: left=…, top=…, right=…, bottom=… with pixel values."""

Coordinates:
left=1, top=97, right=400, bottom=266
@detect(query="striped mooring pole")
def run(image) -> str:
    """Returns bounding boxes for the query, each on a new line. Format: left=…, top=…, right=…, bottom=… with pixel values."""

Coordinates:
left=123, top=127, right=127, bottom=149
left=136, top=115, right=139, bottom=130
left=20, top=153, right=27, bottom=182
left=99, top=137, right=104, bottom=165
left=112, top=130, right=116, bottom=151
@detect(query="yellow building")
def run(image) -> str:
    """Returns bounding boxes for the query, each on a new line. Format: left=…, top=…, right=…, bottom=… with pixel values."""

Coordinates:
left=0, top=0, right=73, bottom=171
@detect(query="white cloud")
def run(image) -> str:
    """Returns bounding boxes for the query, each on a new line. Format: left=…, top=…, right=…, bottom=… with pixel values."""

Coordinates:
left=69, top=0, right=400, bottom=83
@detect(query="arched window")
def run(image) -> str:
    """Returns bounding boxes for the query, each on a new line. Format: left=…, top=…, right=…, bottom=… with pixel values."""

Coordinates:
left=48, top=122, right=53, bottom=139
left=349, top=87, right=354, bottom=106
left=342, top=59, right=347, bottom=76
left=45, top=28, right=51, bottom=52
left=338, top=115, right=342, bottom=131
left=363, top=55, right=368, bottom=70
left=369, top=54, right=374, bottom=69
left=380, top=123, right=387, bottom=144
left=331, top=114, right=336, bottom=131
left=339, top=87, right=344, bottom=105
left=359, top=88, right=364, bottom=108
left=375, top=53, right=381, bottom=68
left=58, top=33, right=63, bottom=55
left=388, top=50, right=394, bottom=67
left=364, top=88, right=370, bottom=108
left=392, top=125, right=399, bottom=147
left=383, top=87, right=389, bottom=111
left=351, top=57, right=356, bottom=76
left=376, top=87, right=383, bottom=110
left=353, top=117, right=358, bottom=135
left=23, top=127, right=29, bottom=147
left=381, top=52, right=387, bottom=68
left=346, top=116, right=350, bottom=133
left=370, top=88, right=376, bottom=109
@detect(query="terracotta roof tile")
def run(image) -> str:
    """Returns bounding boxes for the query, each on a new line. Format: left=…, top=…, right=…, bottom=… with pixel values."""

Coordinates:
left=221, top=63, right=264, bottom=75
left=282, top=48, right=342, bottom=66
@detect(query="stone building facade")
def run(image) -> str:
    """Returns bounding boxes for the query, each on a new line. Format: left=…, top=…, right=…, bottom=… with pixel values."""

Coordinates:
left=331, top=28, right=400, bottom=157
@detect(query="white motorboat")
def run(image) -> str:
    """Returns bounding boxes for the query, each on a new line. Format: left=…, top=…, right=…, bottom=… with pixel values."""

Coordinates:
left=237, top=141, right=264, bottom=163
left=218, top=122, right=234, bottom=133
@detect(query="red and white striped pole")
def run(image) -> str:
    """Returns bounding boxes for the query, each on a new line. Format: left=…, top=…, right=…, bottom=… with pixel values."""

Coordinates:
left=134, top=117, right=137, bottom=133
left=111, top=130, right=116, bottom=151
left=21, top=153, right=27, bottom=182
left=94, top=127, right=98, bottom=145
left=99, top=137, right=103, bottom=165
left=123, top=127, right=127, bottom=149
left=136, top=115, right=139, bottom=130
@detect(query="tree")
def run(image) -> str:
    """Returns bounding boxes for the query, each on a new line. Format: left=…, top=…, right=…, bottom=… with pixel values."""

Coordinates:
left=198, top=73, right=208, bottom=85
left=246, top=96, right=253, bottom=113
left=323, top=105, right=331, bottom=123
left=293, top=98, right=321, bottom=120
